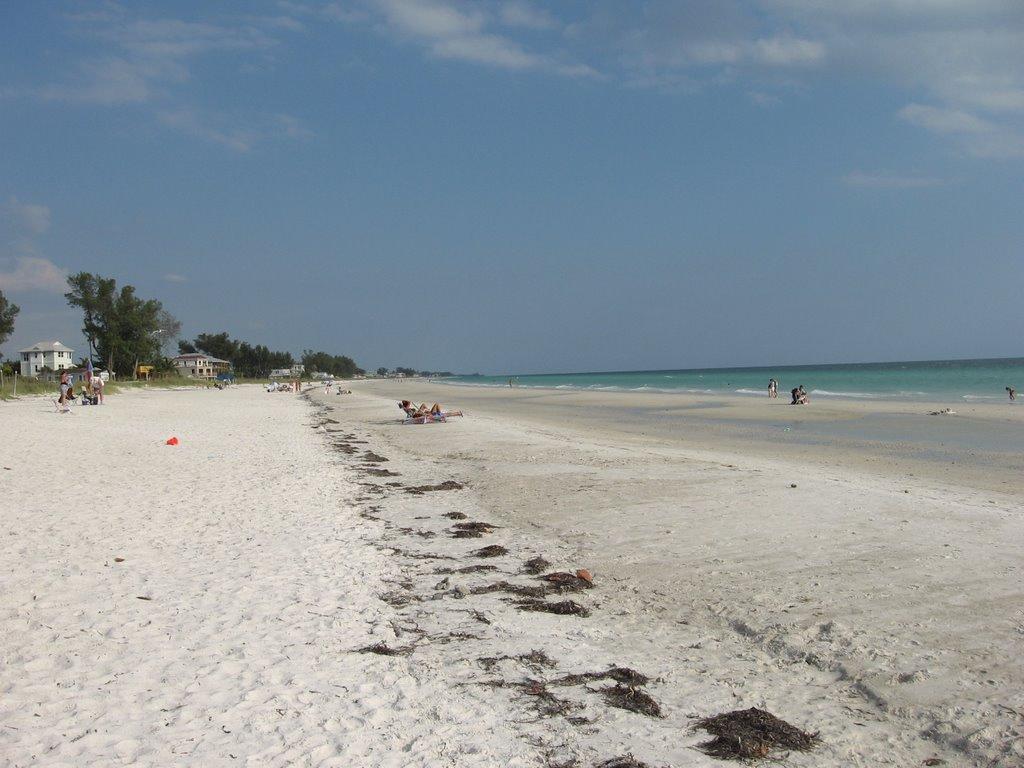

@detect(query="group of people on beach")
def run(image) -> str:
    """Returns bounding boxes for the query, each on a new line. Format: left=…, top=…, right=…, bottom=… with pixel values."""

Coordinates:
left=57, top=370, right=104, bottom=412
left=767, top=378, right=808, bottom=405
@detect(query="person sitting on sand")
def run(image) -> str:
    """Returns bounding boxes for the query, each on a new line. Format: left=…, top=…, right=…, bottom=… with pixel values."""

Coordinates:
left=1007, top=386, right=1016, bottom=401
left=790, top=386, right=808, bottom=405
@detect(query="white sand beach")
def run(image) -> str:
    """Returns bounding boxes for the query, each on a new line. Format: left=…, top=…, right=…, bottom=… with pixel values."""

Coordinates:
left=3, top=383, right=1022, bottom=766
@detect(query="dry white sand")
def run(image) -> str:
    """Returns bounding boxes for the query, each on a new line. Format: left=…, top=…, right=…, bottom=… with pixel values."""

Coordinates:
left=4, top=383, right=1022, bottom=767
left=0, top=387, right=536, bottom=767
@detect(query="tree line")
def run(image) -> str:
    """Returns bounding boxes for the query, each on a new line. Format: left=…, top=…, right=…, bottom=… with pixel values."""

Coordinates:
left=178, top=332, right=295, bottom=379
left=376, top=366, right=454, bottom=378
left=2, top=271, right=363, bottom=380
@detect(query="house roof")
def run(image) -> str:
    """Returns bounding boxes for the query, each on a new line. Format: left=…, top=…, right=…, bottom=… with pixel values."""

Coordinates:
left=172, top=353, right=230, bottom=364
left=20, top=340, right=73, bottom=354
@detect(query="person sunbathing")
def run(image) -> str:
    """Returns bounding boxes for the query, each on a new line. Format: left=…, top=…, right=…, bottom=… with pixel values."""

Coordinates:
left=399, top=400, right=463, bottom=419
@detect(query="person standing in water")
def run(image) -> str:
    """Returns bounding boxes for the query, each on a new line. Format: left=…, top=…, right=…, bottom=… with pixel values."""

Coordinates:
left=1008, top=386, right=1016, bottom=401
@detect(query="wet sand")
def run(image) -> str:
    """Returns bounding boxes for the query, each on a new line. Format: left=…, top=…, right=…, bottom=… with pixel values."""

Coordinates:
left=328, top=379, right=1024, bottom=766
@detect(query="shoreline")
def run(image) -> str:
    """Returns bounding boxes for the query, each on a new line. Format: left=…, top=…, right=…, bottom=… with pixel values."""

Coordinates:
left=4, top=384, right=1021, bottom=765
left=318, top=382, right=1024, bottom=765
left=364, top=379, right=1024, bottom=497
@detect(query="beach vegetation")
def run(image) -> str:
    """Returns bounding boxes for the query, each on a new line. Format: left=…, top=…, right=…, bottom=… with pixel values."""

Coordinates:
left=180, top=331, right=296, bottom=378
left=0, top=290, right=19, bottom=354
left=64, top=272, right=165, bottom=378
left=301, top=349, right=360, bottom=379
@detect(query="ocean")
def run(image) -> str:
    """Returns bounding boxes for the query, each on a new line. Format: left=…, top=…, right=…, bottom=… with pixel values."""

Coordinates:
left=448, top=358, right=1024, bottom=403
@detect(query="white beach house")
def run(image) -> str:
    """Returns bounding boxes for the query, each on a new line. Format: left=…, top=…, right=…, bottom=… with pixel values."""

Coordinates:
left=171, top=352, right=231, bottom=379
left=19, top=341, right=74, bottom=377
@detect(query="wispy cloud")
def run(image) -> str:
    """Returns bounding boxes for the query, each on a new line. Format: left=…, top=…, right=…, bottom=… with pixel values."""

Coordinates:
left=351, top=0, right=597, bottom=77
left=841, top=170, right=946, bottom=189
left=899, top=103, right=1024, bottom=159
left=157, top=108, right=312, bottom=151
left=499, top=1, right=557, bottom=31
left=162, top=272, right=188, bottom=283
left=158, top=108, right=258, bottom=152
left=4, top=197, right=51, bottom=234
left=0, top=257, right=67, bottom=293
left=9, top=8, right=311, bottom=152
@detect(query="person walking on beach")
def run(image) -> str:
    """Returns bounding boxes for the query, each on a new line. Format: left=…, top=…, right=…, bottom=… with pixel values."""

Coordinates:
left=768, top=378, right=778, bottom=398
left=1008, top=386, right=1016, bottom=401
left=57, top=370, right=71, bottom=412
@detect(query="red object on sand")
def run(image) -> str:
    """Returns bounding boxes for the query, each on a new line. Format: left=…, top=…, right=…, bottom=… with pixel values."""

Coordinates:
left=165, top=437, right=179, bottom=445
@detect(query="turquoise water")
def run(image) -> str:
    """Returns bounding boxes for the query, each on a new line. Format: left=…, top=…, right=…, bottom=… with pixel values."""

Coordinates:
left=449, top=358, right=1024, bottom=403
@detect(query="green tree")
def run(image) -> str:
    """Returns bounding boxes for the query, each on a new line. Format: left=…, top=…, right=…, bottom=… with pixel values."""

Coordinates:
left=301, top=350, right=359, bottom=378
left=178, top=339, right=197, bottom=354
left=155, top=310, right=181, bottom=354
left=376, top=367, right=389, bottom=377
left=65, top=272, right=164, bottom=377
left=193, top=332, right=238, bottom=362
left=0, top=290, right=19, bottom=354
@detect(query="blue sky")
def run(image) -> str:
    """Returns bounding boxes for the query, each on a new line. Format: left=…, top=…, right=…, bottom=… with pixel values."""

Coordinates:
left=2, top=1, right=1022, bottom=374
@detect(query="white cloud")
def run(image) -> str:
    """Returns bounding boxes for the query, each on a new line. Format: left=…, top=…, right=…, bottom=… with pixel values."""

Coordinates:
left=0, top=257, right=67, bottom=294
left=276, top=114, right=313, bottom=140
left=4, top=197, right=51, bottom=234
left=354, top=0, right=593, bottom=77
left=158, top=109, right=258, bottom=152
left=748, top=91, right=780, bottom=107
left=898, top=103, right=1024, bottom=158
left=842, top=170, right=945, bottom=189
left=898, top=103, right=992, bottom=135
left=753, top=37, right=824, bottom=66
left=162, top=273, right=188, bottom=283
left=39, top=17, right=277, bottom=107
left=158, top=108, right=312, bottom=151
left=499, top=2, right=557, bottom=31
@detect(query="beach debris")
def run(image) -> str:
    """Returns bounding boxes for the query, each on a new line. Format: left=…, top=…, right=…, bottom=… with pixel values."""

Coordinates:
left=550, top=667, right=650, bottom=688
left=594, top=756, right=652, bottom=768
left=451, top=521, right=499, bottom=538
left=113, top=557, right=125, bottom=563
left=405, top=480, right=465, bottom=495
left=136, top=596, right=152, bottom=601
left=357, top=642, right=415, bottom=656
left=379, top=591, right=421, bottom=608
left=387, top=547, right=454, bottom=561
left=444, top=511, right=469, bottom=520
left=540, top=571, right=595, bottom=592
left=434, top=564, right=498, bottom=575
left=479, top=649, right=557, bottom=673
left=364, top=468, right=401, bottom=477
left=472, top=545, right=510, bottom=558
left=789, top=483, right=797, bottom=488
left=523, top=556, right=552, bottom=574
left=694, top=707, right=818, bottom=760
left=599, top=685, right=662, bottom=718
left=361, top=451, right=389, bottom=463
left=514, top=680, right=581, bottom=719
left=165, top=436, right=179, bottom=446
left=576, top=568, right=593, bottom=583
left=472, top=581, right=550, bottom=599
left=923, top=759, right=945, bottom=766
left=515, top=598, right=590, bottom=617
